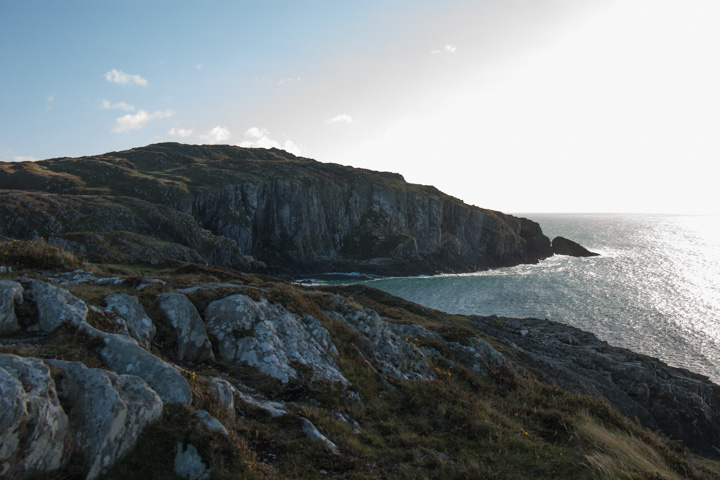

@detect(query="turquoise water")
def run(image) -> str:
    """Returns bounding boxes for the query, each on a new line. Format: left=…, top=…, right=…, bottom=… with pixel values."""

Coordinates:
left=307, top=214, right=720, bottom=384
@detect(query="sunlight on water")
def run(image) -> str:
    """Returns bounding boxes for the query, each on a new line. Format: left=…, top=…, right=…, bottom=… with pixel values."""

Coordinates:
left=306, top=214, right=720, bottom=383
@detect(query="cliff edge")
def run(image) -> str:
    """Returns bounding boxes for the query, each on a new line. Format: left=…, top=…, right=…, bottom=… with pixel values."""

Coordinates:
left=0, top=143, right=552, bottom=275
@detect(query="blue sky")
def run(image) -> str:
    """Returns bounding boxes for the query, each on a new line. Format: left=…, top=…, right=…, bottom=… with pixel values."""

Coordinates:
left=2, top=1, right=719, bottom=214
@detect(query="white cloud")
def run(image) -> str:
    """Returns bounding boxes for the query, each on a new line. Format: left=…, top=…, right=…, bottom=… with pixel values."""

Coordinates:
left=237, top=127, right=302, bottom=155
left=168, top=127, right=194, bottom=138
left=105, top=69, right=148, bottom=86
left=113, top=109, right=174, bottom=133
left=12, top=155, right=37, bottom=162
left=46, top=95, right=54, bottom=103
left=278, top=76, right=302, bottom=85
left=101, top=99, right=136, bottom=111
left=200, top=126, right=231, bottom=144
left=329, top=114, right=353, bottom=124
left=431, top=44, right=457, bottom=54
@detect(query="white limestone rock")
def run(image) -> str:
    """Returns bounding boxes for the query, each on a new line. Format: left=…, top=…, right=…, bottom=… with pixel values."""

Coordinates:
left=0, top=354, right=73, bottom=478
left=204, top=294, right=348, bottom=385
left=206, top=377, right=235, bottom=417
left=0, top=279, right=23, bottom=335
left=192, top=409, right=229, bottom=437
left=327, top=303, right=434, bottom=381
left=301, top=417, right=340, bottom=455
left=17, top=278, right=88, bottom=332
left=96, top=331, right=192, bottom=406
left=156, top=293, right=214, bottom=363
left=103, top=293, right=156, bottom=349
left=48, top=360, right=163, bottom=480
left=174, top=443, right=210, bottom=480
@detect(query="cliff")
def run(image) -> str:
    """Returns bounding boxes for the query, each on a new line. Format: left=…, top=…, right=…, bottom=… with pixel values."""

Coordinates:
left=0, top=143, right=552, bottom=275
left=1, top=250, right=719, bottom=479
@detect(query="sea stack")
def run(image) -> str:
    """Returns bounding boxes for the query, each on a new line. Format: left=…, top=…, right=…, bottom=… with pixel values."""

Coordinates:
left=551, top=236, right=600, bottom=257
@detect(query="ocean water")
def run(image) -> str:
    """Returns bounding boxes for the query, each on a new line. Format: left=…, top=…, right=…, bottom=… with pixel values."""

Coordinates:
left=307, top=214, right=720, bottom=384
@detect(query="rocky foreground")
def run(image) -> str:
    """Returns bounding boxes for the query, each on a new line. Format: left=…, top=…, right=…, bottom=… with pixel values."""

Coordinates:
left=2, top=262, right=720, bottom=479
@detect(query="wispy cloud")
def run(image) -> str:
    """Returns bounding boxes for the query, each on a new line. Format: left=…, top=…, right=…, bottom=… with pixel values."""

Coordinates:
left=237, top=127, right=302, bottom=155
left=168, top=127, right=195, bottom=138
left=113, top=109, right=174, bottom=133
left=105, top=69, right=148, bottom=86
left=12, top=155, right=37, bottom=162
left=329, top=114, right=353, bottom=124
left=101, top=99, right=136, bottom=111
left=431, top=44, right=457, bottom=54
left=200, top=126, right=231, bottom=144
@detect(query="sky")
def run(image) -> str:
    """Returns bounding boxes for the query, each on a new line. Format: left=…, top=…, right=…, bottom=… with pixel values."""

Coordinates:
left=1, top=0, right=719, bottom=214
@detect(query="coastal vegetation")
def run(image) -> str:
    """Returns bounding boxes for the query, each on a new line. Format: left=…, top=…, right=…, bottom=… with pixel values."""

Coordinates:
left=1, top=240, right=719, bottom=479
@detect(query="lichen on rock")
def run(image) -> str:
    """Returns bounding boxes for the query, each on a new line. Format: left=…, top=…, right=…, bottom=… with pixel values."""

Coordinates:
left=204, top=294, right=348, bottom=385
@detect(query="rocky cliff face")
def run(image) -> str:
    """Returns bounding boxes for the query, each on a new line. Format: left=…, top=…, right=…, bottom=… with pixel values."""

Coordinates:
left=0, top=143, right=552, bottom=275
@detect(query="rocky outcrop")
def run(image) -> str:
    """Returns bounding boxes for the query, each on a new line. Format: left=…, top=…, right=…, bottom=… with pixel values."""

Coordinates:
left=17, top=278, right=88, bottom=332
left=174, top=443, right=210, bottom=480
left=0, top=354, right=73, bottom=478
left=2, top=270, right=719, bottom=476
left=326, top=302, right=434, bottom=381
left=95, top=332, right=192, bottom=406
left=0, top=143, right=553, bottom=275
left=103, top=293, right=156, bottom=350
left=204, top=294, right=348, bottom=385
left=48, top=360, right=163, bottom=480
left=156, top=293, right=214, bottom=363
left=0, top=280, right=23, bottom=335
left=551, top=236, right=599, bottom=257
left=474, top=315, right=720, bottom=458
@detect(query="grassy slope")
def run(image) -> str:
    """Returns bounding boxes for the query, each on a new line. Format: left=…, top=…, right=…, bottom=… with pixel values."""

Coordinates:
left=2, top=240, right=720, bottom=480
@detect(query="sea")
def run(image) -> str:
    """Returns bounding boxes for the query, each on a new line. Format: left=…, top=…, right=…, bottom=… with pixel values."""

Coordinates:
left=304, top=214, right=720, bottom=385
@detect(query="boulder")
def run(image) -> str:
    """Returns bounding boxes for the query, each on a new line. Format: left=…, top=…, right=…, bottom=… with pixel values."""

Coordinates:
left=48, top=360, right=163, bottom=480
left=206, top=377, right=235, bottom=417
left=174, top=443, right=210, bottom=480
left=96, top=332, right=192, bottom=406
left=551, top=236, right=599, bottom=257
left=204, top=294, right=347, bottom=385
left=156, top=293, right=214, bottom=363
left=192, top=409, right=229, bottom=437
left=0, top=354, right=73, bottom=478
left=16, top=278, right=88, bottom=332
left=0, top=280, right=23, bottom=335
left=301, top=418, right=340, bottom=455
left=103, top=293, right=156, bottom=349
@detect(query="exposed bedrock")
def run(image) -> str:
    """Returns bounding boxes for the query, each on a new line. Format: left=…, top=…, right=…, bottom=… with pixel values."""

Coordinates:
left=551, top=236, right=599, bottom=257
left=474, top=315, right=720, bottom=458
left=191, top=177, right=553, bottom=275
